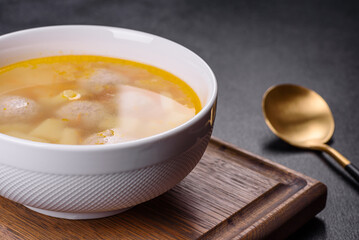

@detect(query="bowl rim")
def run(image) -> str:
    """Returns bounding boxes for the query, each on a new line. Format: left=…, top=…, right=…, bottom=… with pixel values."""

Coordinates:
left=0, top=25, right=218, bottom=151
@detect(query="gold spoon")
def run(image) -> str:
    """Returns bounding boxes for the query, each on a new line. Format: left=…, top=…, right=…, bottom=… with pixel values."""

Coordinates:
left=262, top=84, right=359, bottom=182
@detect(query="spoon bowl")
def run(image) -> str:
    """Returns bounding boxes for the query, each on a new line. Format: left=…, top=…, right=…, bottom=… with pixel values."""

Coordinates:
left=263, top=84, right=334, bottom=148
left=262, top=84, right=359, bottom=182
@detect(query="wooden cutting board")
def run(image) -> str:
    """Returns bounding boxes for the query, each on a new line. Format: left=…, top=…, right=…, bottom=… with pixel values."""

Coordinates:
left=0, top=138, right=327, bottom=240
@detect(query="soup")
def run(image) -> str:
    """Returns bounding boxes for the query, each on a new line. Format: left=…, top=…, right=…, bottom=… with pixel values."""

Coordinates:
left=0, top=55, right=201, bottom=145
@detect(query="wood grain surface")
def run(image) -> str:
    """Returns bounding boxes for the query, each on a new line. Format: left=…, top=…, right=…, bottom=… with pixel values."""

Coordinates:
left=0, top=138, right=327, bottom=239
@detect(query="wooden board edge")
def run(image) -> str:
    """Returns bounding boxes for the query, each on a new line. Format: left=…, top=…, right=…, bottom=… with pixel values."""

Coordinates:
left=199, top=181, right=327, bottom=240
left=263, top=181, right=328, bottom=239
left=241, top=181, right=327, bottom=239
left=199, top=137, right=328, bottom=239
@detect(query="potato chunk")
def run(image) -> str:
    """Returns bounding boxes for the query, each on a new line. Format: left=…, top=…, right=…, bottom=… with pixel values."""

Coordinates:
left=30, top=118, right=66, bottom=142
left=98, top=115, right=119, bottom=130
left=59, top=128, right=80, bottom=145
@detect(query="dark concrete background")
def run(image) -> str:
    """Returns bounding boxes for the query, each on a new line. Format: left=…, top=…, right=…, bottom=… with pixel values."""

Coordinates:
left=1, top=0, right=358, bottom=239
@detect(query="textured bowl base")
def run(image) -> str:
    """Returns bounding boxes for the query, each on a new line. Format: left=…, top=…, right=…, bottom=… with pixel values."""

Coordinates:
left=25, top=206, right=131, bottom=220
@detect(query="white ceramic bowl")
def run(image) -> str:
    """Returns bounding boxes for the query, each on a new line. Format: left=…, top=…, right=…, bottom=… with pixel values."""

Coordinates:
left=0, top=25, right=217, bottom=219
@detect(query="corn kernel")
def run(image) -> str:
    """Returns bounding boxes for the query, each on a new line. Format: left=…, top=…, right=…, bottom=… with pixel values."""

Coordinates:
left=61, top=90, right=81, bottom=100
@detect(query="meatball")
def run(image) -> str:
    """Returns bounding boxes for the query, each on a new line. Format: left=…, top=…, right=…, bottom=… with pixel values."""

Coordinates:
left=0, top=95, right=40, bottom=123
left=56, top=101, right=106, bottom=128
left=80, top=69, right=129, bottom=94
left=83, top=128, right=130, bottom=145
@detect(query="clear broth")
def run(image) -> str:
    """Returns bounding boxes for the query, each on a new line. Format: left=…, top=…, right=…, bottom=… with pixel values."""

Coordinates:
left=0, top=55, right=201, bottom=145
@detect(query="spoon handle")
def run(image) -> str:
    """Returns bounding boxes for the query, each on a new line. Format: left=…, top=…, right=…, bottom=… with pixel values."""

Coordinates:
left=345, top=164, right=359, bottom=182
left=314, top=144, right=359, bottom=182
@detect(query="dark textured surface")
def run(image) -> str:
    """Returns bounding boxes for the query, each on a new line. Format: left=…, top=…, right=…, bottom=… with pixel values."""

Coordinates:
left=0, top=0, right=358, bottom=239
